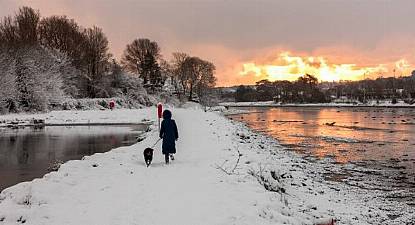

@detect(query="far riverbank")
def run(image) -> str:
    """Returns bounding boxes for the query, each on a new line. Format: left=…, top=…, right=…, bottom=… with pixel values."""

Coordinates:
left=220, top=101, right=415, bottom=108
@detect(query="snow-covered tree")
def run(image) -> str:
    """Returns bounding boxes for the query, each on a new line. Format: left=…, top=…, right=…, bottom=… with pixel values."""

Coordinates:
left=45, top=48, right=81, bottom=97
left=0, top=50, right=18, bottom=113
left=82, top=26, right=111, bottom=98
left=13, top=46, right=66, bottom=111
left=110, top=70, right=153, bottom=106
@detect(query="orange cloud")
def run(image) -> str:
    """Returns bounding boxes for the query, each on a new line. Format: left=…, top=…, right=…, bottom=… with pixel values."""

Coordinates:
left=238, top=52, right=397, bottom=82
left=212, top=36, right=415, bottom=86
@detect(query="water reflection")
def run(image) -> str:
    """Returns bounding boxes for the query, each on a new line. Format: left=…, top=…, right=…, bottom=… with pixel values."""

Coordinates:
left=231, top=107, right=415, bottom=163
left=229, top=107, right=415, bottom=196
left=0, top=125, right=146, bottom=191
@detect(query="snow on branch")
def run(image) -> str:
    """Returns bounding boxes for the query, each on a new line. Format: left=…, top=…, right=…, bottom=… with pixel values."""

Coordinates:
left=215, top=147, right=242, bottom=175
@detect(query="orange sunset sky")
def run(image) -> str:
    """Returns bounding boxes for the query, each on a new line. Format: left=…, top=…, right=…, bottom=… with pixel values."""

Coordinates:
left=1, top=0, right=415, bottom=86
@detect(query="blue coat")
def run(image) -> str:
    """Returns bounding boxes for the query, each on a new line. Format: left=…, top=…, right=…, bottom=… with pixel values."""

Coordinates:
left=159, top=110, right=178, bottom=154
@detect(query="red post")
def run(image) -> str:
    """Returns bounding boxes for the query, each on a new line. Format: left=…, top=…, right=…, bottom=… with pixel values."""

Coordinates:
left=109, top=100, right=115, bottom=110
left=157, top=103, right=163, bottom=131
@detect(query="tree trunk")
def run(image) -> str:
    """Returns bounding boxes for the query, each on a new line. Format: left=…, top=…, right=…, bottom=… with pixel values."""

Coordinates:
left=188, top=83, right=193, bottom=101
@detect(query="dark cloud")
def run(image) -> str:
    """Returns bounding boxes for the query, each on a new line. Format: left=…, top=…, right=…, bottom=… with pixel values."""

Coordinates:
left=1, top=0, right=414, bottom=85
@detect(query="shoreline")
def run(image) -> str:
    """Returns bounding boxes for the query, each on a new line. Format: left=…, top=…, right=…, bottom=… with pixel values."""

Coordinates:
left=0, top=122, right=151, bottom=129
left=0, top=109, right=154, bottom=128
left=0, top=108, right=413, bottom=224
left=225, top=114, right=415, bottom=224
left=219, top=101, right=415, bottom=108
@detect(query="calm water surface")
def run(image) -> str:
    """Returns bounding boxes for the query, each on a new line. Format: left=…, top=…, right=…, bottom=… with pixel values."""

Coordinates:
left=229, top=107, right=415, bottom=205
left=0, top=125, right=147, bottom=191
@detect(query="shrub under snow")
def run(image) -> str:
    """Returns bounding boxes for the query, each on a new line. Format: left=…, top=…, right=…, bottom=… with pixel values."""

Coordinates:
left=0, top=51, right=18, bottom=113
left=0, top=46, right=69, bottom=113
left=14, top=46, right=66, bottom=111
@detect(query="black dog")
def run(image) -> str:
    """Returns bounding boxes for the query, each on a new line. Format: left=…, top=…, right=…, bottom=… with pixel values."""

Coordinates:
left=143, top=148, right=154, bottom=167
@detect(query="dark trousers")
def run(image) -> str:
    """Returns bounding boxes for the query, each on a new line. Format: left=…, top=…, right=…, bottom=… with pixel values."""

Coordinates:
left=164, top=154, right=169, bottom=164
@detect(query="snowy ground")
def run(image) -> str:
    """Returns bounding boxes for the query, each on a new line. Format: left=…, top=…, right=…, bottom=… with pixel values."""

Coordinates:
left=0, top=106, right=414, bottom=224
left=0, top=109, right=153, bottom=126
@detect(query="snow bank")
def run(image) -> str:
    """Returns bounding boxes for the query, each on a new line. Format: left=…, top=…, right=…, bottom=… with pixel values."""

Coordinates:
left=0, top=108, right=155, bottom=127
left=59, top=98, right=151, bottom=111
left=0, top=108, right=413, bottom=224
left=179, top=101, right=203, bottom=110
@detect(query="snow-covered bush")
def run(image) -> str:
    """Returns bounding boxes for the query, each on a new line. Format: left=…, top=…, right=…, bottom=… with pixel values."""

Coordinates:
left=14, top=46, right=66, bottom=111
left=158, top=92, right=181, bottom=107
left=162, top=77, right=178, bottom=93
left=0, top=46, right=69, bottom=112
left=112, top=72, right=157, bottom=106
left=60, top=97, right=148, bottom=110
left=46, top=48, right=82, bottom=98
left=248, top=166, right=289, bottom=195
left=0, top=50, right=18, bottom=113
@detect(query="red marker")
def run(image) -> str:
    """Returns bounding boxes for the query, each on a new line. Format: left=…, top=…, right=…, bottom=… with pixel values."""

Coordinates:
left=157, top=103, right=163, bottom=119
left=157, top=103, right=163, bottom=131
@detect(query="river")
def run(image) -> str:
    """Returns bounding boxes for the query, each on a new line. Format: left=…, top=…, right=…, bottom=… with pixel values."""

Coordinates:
left=228, top=107, right=415, bottom=206
left=0, top=125, right=148, bottom=191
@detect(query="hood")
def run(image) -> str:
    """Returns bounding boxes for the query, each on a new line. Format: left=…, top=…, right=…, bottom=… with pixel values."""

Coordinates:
left=162, top=110, right=172, bottom=120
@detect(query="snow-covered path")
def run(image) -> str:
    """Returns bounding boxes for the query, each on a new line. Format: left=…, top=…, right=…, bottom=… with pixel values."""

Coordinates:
left=1, top=107, right=413, bottom=225
left=0, top=108, right=275, bottom=225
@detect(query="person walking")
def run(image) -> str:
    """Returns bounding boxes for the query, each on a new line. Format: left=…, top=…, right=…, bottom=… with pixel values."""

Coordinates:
left=159, top=109, right=178, bottom=164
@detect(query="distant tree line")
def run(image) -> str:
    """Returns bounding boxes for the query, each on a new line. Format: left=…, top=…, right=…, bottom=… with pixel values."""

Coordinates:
left=235, top=74, right=327, bottom=103
left=0, top=6, right=216, bottom=113
left=233, top=73, right=415, bottom=104
left=323, top=75, right=415, bottom=103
